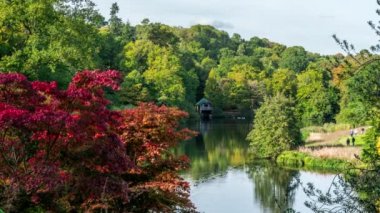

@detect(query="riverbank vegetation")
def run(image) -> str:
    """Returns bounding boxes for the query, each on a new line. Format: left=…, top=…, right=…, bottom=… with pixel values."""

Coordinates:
left=276, top=151, right=351, bottom=171
left=246, top=0, right=380, bottom=210
left=276, top=122, right=364, bottom=169
left=2, top=0, right=380, bottom=211
left=247, top=94, right=302, bottom=158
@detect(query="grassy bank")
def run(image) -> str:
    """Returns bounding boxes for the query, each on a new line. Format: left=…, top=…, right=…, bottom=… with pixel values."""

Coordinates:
left=279, top=124, right=368, bottom=171
left=276, top=150, right=360, bottom=171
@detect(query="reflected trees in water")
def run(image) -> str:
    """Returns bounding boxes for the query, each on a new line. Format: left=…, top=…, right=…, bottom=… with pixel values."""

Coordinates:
left=175, top=120, right=250, bottom=180
left=247, top=162, right=300, bottom=213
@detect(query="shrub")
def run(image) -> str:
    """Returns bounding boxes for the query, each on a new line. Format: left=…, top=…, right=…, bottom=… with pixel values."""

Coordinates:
left=276, top=151, right=351, bottom=171
left=247, top=94, right=302, bottom=158
left=0, top=71, right=195, bottom=212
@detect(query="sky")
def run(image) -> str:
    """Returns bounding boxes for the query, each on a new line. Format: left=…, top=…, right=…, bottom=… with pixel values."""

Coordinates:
left=92, top=0, right=379, bottom=55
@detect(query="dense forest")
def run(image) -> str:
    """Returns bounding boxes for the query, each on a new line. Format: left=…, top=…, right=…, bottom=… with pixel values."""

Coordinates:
left=2, top=0, right=380, bottom=212
left=1, top=0, right=374, bottom=126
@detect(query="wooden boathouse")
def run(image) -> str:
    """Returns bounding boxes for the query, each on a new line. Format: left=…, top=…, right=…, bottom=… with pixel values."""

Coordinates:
left=196, top=98, right=212, bottom=119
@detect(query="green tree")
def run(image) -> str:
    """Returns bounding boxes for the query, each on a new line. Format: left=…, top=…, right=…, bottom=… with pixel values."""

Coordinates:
left=195, top=57, right=217, bottom=100
left=98, top=3, right=135, bottom=70
left=279, top=46, right=310, bottom=73
left=270, top=68, right=297, bottom=97
left=0, top=0, right=103, bottom=86
left=121, top=39, right=199, bottom=110
left=118, top=70, right=152, bottom=105
left=109, top=3, right=123, bottom=35
left=204, top=69, right=226, bottom=113
left=296, top=69, right=338, bottom=126
left=226, top=64, right=264, bottom=110
left=136, top=21, right=179, bottom=47
left=301, top=2, right=380, bottom=212
left=204, top=62, right=265, bottom=112
left=247, top=94, right=302, bottom=158
left=183, top=25, right=232, bottom=59
left=336, top=60, right=380, bottom=126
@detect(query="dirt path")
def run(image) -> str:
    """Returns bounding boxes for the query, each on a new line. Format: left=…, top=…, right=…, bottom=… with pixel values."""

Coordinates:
left=306, top=127, right=366, bottom=146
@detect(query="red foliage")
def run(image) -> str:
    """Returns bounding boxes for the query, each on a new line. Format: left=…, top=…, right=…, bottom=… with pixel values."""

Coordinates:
left=119, top=103, right=196, bottom=212
left=0, top=70, right=195, bottom=212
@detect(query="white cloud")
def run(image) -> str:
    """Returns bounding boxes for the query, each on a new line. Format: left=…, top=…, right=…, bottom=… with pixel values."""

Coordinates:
left=191, top=19, right=234, bottom=29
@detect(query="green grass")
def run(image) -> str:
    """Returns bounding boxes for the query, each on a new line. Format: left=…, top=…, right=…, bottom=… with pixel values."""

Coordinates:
left=301, top=123, right=351, bottom=134
left=276, top=150, right=355, bottom=171
left=301, top=129, right=311, bottom=142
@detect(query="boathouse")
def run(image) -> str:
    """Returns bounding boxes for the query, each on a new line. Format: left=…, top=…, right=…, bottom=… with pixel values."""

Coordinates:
left=196, top=98, right=212, bottom=119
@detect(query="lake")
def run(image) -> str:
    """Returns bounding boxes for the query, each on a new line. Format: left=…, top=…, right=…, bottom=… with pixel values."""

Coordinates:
left=176, top=120, right=337, bottom=213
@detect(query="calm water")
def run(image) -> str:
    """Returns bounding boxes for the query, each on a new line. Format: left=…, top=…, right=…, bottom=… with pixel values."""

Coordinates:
left=176, top=120, right=337, bottom=213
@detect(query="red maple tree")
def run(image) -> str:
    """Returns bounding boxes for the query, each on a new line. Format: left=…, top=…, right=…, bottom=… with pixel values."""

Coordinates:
left=0, top=70, right=196, bottom=212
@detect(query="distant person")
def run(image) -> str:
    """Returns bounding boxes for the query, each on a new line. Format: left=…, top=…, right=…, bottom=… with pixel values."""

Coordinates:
left=352, top=137, right=355, bottom=146
left=346, top=138, right=350, bottom=146
left=361, top=128, right=365, bottom=134
left=350, top=129, right=354, bottom=137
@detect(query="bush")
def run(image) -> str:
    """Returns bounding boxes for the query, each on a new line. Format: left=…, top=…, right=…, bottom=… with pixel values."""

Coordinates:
left=247, top=94, right=302, bottom=158
left=276, top=151, right=351, bottom=171
left=0, top=71, right=196, bottom=212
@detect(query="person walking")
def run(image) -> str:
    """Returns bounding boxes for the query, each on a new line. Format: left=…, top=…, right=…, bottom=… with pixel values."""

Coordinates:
left=350, top=129, right=354, bottom=137
left=346, top=138, right=350, bottom=146
left=352, top=137, right=355, bottom=146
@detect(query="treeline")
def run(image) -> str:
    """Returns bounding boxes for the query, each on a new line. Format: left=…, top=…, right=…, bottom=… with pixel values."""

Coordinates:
left=0, top=0, right=375, bottom=126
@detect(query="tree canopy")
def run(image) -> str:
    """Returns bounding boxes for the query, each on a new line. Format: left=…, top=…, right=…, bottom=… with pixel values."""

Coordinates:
left=247, top=94, right=302, bottom=158
left=0, top=70, right=195, bottom=212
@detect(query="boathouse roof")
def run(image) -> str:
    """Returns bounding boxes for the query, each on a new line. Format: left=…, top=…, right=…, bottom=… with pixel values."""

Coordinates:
left=196, top=98, right=211, bottom=106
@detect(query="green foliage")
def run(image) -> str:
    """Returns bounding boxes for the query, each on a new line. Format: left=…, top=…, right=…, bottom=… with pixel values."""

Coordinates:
left=183, top=25, right=232, bottom=59
left=194, top=57, right=217, bottom=100
left=0, top=0, right=103, bottom=86
left=348, top=63, right=380, bottom=107
left=339, top=125, right=380, bottom=212
left=337, top=62, right=380, bottom=125
left=2, top=0, right=380, bottom=210
left=301, top=123, right=351, bottom=134
left=136, top=21, right=179, bottom=47
left=204, top=63, right=265, bottom=111
left=276, top=151, right=350, bottom=171
left=204, top=50, right=266, bottom=112
left=97, top=4, right=135, bottom=71
left=336, top=101, right=369, bottom=125
left=361, top=127, right=380, bottom=163
left=247, top=94, right=302, bottom=158
left=296, top=69, right=339, bottom=126
left=120, top=39, right=199, bottom=111
left=270, top=68, right=297, bottom=97
left=279, top=46, right=310, bottom=73
left=1, top=0, right=337, bottom=120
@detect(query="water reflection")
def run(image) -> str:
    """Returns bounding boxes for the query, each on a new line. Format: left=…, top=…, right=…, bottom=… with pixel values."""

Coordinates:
left=177, top=120, right=337, bottom=213
left=176, top=120, right=250, bottom=180
left=247, top=162, right=300, bottom=213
